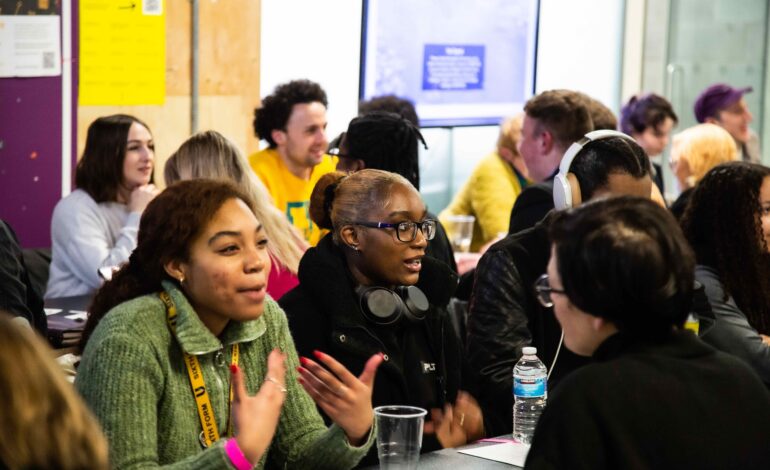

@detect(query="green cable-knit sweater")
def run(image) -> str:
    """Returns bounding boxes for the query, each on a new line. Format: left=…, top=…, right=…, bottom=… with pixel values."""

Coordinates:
left=76, top=280, right=373, bottom=469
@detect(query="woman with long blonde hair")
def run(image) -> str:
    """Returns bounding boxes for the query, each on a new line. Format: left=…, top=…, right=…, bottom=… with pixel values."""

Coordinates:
left=165, top=130, right=307, bottom=299
left=0, top=312, right=109, bottom=470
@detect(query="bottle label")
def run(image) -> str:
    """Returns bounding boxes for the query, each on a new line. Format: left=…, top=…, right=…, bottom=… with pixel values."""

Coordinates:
left=513, top=376, right=547, bottom=398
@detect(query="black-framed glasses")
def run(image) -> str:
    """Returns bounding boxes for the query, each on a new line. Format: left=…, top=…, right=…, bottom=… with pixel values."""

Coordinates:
left=354, top=219, right=437, bottom=243
left=534, top=274, right=566, bottom=308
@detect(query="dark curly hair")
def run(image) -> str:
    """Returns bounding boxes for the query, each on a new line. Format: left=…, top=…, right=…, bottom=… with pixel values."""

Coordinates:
left=620, top=93, right=678, bottom=136
left=253, top=79, right=328, bottom=147
left=76, top=114, right=154, bottom=202
left=680, top=161, right=770, bottom=333
left=79, top=179, right=255, bottom=352
left=550, top=196, right=695, bottom=338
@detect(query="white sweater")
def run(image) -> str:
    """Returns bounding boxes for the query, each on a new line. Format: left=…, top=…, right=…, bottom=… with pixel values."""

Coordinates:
left=46, top=189, right=141, bottom=298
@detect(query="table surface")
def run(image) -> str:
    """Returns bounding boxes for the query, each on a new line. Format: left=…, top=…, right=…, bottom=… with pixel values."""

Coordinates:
left=44, top=294, right=93, bottom=311
left=361, top=438, right=523, bottom=469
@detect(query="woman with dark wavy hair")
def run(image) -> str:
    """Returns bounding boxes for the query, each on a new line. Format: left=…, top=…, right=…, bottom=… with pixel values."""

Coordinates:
left=76, top=179, right=381, bottom=469
left=47, top=114, right=159, bottom=298
left=680, top=161, right=770, bottom=385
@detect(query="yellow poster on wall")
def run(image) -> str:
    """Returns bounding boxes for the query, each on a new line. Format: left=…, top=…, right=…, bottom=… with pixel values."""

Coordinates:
left=78, top=0, right=165, bottom=105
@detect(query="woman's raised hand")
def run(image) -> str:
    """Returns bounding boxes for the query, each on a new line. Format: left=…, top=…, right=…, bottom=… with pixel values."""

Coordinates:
left=128, top=184, right=159, bottom=213
left=232, top=349, right=288, bottom=464
left=297, top=351, right=383, bottom=445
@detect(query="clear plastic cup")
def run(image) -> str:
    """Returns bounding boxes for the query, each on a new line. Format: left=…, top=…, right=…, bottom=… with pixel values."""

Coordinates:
left=374, top=405, right=427, bottom=469
left=443, top=215, right=475, bottom=253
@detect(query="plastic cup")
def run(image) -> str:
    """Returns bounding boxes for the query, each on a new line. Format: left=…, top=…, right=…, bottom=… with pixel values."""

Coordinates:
left=444, top=215, right=475, bottom=253
left=374, top=405, right=427, bottom=469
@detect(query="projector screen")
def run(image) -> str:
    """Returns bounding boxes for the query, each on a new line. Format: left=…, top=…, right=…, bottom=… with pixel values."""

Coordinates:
left=360, top=0, right=540, bottom=127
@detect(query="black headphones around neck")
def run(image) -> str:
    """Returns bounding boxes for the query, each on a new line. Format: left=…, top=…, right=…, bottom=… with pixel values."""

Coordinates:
left=355, top=285, right=429, bottom=325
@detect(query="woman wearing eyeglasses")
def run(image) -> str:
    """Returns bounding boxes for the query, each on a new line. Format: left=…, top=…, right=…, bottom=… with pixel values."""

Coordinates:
left=525, top=196, right=770, bottom=469
left=280, top=169, right=484, bottom=467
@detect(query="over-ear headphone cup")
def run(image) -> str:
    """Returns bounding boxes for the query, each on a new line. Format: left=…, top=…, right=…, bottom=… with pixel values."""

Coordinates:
left=400, top=286, right=429, bottom=321
left=553, top=173, right=572, bottom=210
left=359, top=288, right=402, bottom=324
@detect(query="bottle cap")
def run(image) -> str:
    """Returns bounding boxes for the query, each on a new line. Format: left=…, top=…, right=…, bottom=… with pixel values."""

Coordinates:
left=522, top=346, right=537, bottom=355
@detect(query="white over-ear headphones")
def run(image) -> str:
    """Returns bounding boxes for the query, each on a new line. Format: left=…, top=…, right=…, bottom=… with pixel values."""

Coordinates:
left=552, top=129, right=637, bottom=210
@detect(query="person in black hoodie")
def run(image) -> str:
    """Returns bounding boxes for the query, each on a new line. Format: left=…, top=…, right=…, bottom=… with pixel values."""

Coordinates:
left=526, top=196, right=770, bottom=469
left=280, top=169, right=483, bottom=467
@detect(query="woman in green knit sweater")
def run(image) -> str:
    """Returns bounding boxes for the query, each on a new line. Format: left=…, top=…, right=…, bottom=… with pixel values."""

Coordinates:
left=76, top=179, right=382, bottom=469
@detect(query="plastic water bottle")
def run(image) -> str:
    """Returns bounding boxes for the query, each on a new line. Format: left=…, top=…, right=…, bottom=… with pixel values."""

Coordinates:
left=513, top=346, right=547, bottom=444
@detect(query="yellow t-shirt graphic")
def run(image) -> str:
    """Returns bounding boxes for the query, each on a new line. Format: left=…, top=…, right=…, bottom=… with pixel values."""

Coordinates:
left=249, top=148, right=337, bottom=246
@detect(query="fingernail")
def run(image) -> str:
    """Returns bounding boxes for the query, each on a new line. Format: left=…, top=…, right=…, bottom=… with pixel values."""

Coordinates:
left=379, top=352, right=385, bottom=359
left=230, top=364, right=238, bottom=374
left=313, top=350, right=326, bottom=359
left=299, top=356, right=309, bottom=366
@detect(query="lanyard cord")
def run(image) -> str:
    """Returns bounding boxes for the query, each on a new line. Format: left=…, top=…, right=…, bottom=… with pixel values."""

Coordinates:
left=160, top=292, right=239, bottom=447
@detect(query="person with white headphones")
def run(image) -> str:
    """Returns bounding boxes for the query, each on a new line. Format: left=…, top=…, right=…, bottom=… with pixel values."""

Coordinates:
left=466, top=130, right=653, bottom=438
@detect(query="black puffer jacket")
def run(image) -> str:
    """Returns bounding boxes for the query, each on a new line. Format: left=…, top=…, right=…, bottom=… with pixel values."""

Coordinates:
left=467, top=212, right=590, bottom=437
left=280, top=235, right=461, bottom=467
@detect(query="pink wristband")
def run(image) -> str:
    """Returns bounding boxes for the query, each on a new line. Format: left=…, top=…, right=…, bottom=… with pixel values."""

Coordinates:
left=224, top=438, right=254, bottom=470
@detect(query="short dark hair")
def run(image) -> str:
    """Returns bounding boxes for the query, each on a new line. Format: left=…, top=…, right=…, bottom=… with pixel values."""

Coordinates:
left=550, top=196, right=695, bottom=337
left=577, top=93, right=618, bottom=131
left=524, top=90, right=593, bottom=150
left=253, top=79, right=328, bottom=147
left=359, top=95, right=419, bottom=127
left=345, top=111, right=426, bottom=190
left=569, top=136, right=651, bottom=200
left=75, top=114, right=153, bottom=203
left=620, top=93, right=678, bottom=135
left=680, top=162, right=770, bottom=333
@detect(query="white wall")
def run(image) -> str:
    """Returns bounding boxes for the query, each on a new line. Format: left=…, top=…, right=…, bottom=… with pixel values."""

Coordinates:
left=259, top=0, right=362, bottom=142
left=535, top=0, right=625, bottom=111
left=260, top=0, right=626, bottom=210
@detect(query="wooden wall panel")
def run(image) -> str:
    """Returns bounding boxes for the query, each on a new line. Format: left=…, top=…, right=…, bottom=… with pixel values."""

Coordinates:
left=77, top=0, right=262, bottom=188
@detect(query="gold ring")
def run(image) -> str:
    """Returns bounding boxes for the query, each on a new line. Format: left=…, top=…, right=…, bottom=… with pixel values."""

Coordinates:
left=265, top=376, right=287, bottom=393
left=336, top=384, right=346, bottom=396
left=458, top=412, right=465, bottom=427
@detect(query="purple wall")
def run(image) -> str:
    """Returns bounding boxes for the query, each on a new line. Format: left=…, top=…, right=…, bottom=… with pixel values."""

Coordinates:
left=0, top=5, right=77, bottom=248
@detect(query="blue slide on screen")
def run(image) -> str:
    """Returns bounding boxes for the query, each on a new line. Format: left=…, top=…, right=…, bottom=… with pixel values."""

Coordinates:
left=361, top=0, right=540, bottom=127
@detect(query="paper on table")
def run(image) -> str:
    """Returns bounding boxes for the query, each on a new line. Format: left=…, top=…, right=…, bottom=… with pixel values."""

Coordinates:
left=458, top=442, right=530, bottom=467
left=45, top=308, right=63, bottom=316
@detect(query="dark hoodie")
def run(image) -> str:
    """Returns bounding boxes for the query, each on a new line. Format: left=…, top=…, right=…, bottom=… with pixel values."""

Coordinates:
left=280, top=234, right=462, bottom=467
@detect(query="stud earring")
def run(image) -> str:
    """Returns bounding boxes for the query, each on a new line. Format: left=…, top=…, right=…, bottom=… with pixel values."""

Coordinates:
left=178, top=276, right=185, bottom=283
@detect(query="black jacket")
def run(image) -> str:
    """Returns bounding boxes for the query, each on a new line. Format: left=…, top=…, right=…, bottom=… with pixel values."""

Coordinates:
left=467, top=212, right=590, bottom=437
left=526, top=331, right=770, bottom=469
left=508, top=179, right=555, bottom=235
left=280, top=235, right=461, bottom=467
left=0, top=220, right=46, bottom=334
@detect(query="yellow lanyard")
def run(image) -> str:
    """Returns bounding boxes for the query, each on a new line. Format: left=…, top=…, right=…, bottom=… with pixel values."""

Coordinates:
left=160, top=292, right=239, bottom=447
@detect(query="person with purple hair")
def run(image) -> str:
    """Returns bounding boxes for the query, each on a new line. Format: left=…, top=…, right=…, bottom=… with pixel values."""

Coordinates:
left=620, top=93, right=678, bottom=195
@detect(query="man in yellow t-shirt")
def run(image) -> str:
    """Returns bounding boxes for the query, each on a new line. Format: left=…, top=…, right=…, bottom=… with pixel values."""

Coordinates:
left=249, top=79, right=337, bottom=246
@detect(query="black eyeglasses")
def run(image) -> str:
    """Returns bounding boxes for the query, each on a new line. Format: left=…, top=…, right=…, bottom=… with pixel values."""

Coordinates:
left=534, top=274, right=566, bottom=308
left=354, top=219, right=437, bottom=243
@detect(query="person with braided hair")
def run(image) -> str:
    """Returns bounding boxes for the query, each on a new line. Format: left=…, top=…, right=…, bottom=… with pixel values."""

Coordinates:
left=332, top=111, right=457, bottom=272
left=680, top=161, right=770, bottom=385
